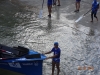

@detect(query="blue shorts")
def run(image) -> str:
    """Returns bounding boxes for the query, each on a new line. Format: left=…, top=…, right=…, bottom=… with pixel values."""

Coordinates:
left=48, top=0, right=52, bottom=6
left=76, top=0, right=81, bottom=2
left=53, top=58, right=60, bottom=63
left=91, top=10, right=97, bottom=14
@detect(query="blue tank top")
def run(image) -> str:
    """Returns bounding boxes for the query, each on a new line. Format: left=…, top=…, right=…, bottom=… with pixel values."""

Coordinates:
left=51, top=47, right=61, bottom=58
left=92, top=1, right=99, bottom=11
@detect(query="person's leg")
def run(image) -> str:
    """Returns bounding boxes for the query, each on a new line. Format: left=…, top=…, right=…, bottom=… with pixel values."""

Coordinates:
left=94, top=12, right=98, bottom=21
left=75, top=2, right=77, bottom=11
left=57, top=0, right=60, bottom=6
left=77, top=2, right=80, bottom=11
left=48, top=5, right=52, bottom=17
left=75, top=0, right=81, bottom=12
left=56, top=63, right=60, bottom=75
left=52, top=61, right=56, bottom=75
left=91, top=11, right=94, bottom=22
left=75, top=2, right=79, bottom=12
left=48, top=5, right=50, bottom=15
left=53, top=0, right=57, bottom=5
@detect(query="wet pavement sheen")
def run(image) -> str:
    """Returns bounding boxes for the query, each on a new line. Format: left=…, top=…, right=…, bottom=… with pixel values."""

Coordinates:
left=0, top=0, right=100, bottom=75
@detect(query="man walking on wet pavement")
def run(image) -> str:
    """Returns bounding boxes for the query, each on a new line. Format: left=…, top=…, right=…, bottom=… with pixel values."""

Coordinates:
left=74, top=0, right=81, bottom=12
left=47, top=0, right=53, bottom=18
left=44, top=42, right=61, bottom=75
left=91, top=0, right=99, bottom=22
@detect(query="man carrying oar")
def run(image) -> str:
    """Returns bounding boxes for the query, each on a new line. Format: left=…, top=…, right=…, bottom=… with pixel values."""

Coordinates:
left=91, top=0, right=99, bottom=22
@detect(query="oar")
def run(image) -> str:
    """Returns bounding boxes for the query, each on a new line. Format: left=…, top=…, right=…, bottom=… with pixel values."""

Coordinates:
left=75, top=9, right=91, bottom=23
left=39, top=0, right=44, bottom=18
left=0, top=49, right=16, bottom=58
left=0, top=58, right=6, bottom=60
left=0, top=49, right=13, bottom=54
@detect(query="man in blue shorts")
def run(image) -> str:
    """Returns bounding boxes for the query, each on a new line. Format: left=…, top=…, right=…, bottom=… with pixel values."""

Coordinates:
left=44, top=42, right=61, bottom=75
left=74, top=0, right=81, bottom=12
left=91, top=0, right=99, bottom=22
left=48, top=0, right=53, bottom=18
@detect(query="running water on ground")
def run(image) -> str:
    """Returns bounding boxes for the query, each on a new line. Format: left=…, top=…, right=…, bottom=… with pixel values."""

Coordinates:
left=0, top=0, right=100, bottom=75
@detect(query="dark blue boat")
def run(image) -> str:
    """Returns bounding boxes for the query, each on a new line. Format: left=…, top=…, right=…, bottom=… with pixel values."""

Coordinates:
left=0, top=44, right=46, bottom=75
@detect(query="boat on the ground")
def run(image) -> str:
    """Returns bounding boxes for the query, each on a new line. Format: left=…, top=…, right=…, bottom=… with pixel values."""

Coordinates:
left=0, top=44, right=46, bottom=75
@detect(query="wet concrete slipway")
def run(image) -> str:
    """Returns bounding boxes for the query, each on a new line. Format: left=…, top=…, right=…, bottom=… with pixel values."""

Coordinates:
left=0, top=0, right=100, bottom=75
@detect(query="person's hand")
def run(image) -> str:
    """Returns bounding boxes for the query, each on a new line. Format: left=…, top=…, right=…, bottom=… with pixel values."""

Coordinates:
left=41, top=53, right=45, bottom=55
left=41, top=51, right=45, bottom=55
left=45, top=57, right=50, bottom=60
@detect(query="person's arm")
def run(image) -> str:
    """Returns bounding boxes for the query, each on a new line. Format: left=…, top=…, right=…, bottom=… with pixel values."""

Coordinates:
left=44, top=51, right=52, bottom=54
left=44, top=48, right=54, bottom=54
left=47, top=49, right=61, bottom=59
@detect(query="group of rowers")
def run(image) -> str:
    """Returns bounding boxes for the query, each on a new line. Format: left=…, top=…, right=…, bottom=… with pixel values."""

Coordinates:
left=47, top=0, right=99, bottom=22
